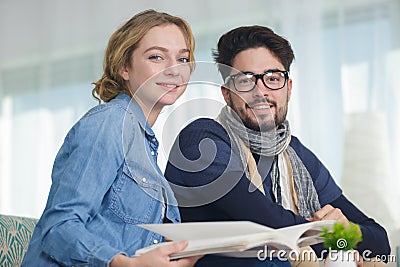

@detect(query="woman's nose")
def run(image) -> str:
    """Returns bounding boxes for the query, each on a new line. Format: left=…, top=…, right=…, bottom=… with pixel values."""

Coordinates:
left=163, top=63, right=180, bottom=76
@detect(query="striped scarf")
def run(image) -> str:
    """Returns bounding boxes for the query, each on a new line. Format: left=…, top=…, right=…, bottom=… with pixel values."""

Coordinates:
left=216, top=106, right=320, bottom=218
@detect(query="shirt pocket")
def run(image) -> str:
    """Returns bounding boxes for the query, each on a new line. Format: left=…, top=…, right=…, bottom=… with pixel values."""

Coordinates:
left=109, top=165, right=163, bottom=224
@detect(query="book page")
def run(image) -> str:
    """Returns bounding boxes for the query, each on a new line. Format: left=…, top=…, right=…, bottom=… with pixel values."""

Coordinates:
left=139, top=221, right=275, bottom=241
left=136, top=232, right=291, bottom=259
left=275, top=220, right=335, bottom=248
left=137, top=220, right=335, bottom=259
left=297, top=235, right=325, bottom=247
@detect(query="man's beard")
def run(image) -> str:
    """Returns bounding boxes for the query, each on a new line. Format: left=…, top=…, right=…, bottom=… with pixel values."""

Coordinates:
left=228, top=92, right=288, bottom=132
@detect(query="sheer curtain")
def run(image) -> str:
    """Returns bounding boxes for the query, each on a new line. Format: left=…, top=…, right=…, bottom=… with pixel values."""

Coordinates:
left=273, top=0, right=400, bottom=251
left=335, top=1, right=400, bottom=250
left=0, top=0, right=399, bottom=255
left=249, top=2, right=399, bottom=251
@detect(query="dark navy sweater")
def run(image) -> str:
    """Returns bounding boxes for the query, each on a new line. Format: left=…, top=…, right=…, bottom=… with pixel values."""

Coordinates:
left=165, top=118, right=390, bottom=260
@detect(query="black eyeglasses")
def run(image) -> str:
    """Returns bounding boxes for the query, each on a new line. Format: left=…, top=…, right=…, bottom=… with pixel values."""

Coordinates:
left=224, top=70, right=289, bottom=92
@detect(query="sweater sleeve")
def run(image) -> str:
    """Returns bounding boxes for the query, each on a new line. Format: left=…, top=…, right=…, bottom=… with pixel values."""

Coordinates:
left=312, top=194, right=391, bottom=260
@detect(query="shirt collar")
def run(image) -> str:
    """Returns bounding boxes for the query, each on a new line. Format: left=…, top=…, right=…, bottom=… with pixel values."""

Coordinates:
left=114, top=93, right=155, bottom=137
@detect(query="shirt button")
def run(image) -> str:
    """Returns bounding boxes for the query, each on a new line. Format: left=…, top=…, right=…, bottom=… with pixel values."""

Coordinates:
left=153, top=239, right=159, bottom=244
left=142, top=177, right=147, bottom=183
left=152, top=138, right=156, bottom=142
left=150, top=151, right=155, bottom=156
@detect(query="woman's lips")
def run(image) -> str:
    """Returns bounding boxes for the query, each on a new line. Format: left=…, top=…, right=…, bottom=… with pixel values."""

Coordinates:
left=157, top=82, right=180, bottom=92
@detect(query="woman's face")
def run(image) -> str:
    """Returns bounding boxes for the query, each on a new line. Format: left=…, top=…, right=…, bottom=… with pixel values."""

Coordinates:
left=119, top=24, right=191, bottom=112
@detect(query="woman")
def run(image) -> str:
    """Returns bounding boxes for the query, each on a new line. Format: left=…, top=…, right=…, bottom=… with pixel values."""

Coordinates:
left=22, top=9, right=199, bottom=267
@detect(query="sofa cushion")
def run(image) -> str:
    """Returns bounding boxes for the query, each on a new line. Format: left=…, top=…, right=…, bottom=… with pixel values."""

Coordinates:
left=0, top=214, right=37, bottom=267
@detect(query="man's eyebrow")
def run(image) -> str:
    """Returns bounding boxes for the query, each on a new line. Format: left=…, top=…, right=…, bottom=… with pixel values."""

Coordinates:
left=235, top=68, right=282, bottom=74
left=143, top=46, right=190, bottom=54
left=264, top=68, right=285, bottom=73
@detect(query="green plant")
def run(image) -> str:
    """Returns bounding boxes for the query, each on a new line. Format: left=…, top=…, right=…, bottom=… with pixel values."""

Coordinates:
left=320, top=222, right=362, bottom=251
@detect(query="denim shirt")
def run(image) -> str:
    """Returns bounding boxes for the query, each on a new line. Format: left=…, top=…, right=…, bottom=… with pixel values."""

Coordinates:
left=22, top=93, right=181, bottom=267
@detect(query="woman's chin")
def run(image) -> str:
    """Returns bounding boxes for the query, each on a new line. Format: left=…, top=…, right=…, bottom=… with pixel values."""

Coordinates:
left=161, top=89, right=185, bottom=106
left=157, top=94, right=180, bottom=107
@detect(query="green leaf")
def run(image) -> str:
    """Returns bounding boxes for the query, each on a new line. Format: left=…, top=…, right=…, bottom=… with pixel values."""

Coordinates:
left=319, top=222, right=362, bottom=251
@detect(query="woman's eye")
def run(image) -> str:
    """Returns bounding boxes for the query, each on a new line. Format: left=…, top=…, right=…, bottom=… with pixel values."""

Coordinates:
left=149, top=55, right=163, bottom=61
left=178, top=57, right=189, bottom=63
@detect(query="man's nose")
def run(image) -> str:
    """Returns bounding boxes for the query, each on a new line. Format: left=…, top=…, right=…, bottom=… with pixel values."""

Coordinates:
left=253, top=78, right=269, bottom=97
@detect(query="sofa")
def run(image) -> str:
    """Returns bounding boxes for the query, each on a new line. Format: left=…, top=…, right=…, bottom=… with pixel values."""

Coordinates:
left=0, top=214, right=37, bottom=267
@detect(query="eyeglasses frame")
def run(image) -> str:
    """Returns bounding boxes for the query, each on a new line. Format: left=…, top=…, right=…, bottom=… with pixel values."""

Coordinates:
left=224, top=70, right=289, bottom=92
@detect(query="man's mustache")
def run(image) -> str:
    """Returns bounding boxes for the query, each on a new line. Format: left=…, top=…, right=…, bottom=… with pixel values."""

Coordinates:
left=246, top=98, right=276, bottom=107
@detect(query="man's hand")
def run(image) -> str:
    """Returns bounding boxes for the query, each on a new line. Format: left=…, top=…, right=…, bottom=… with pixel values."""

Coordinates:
left=309, top=206, right=365, bottom=266
left=110, top=241, right=202, bottom=267
left=353, top=250, right=364, bottom=267
left=308, top=204, right=350, bottom=226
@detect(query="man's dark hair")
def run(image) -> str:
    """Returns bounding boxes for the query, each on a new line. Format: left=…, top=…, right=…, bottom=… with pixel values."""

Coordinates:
left=213, top=25, right=295, bottom=80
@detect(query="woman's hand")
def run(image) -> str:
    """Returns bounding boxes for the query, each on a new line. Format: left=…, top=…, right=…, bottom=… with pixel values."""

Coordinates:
left=110, top=241, right=202, bottom=267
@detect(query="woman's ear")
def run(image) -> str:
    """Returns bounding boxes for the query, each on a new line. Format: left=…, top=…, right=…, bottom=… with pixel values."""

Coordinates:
left=118, top=64, right=130, bottom=81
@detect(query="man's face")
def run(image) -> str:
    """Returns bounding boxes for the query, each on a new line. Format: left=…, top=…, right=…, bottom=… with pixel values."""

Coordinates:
left=222, top=47, right=292, bottom=131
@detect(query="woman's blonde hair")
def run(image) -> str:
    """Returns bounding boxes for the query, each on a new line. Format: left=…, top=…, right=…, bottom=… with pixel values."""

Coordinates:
left=92, top=9, right=195, bottom=103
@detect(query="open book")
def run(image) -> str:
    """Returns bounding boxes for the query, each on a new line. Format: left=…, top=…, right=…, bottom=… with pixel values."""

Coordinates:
left=135, top=220, right=335, bottom=259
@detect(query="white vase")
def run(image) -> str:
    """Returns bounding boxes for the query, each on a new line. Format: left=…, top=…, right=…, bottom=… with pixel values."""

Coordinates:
left=324, top=250, right=357, bottom=267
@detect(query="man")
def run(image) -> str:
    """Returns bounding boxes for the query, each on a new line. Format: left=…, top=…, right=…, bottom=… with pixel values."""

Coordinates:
left=165, top=26, right=390, bottom=266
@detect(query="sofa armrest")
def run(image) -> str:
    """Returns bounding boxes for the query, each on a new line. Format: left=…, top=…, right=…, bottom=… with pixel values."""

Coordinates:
left=0, top=214, right=38, bottom=266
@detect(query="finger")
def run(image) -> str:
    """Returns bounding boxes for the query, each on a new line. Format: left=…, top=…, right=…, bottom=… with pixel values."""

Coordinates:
left=320, top=207, right=349, bottom=226
left=158, top=241, right=189, bottom=256
left=352, top=250, right=363, bottom=267
left=313, top=205, right=334, bottom=220
left=305, top=217, right=314, bottom=222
